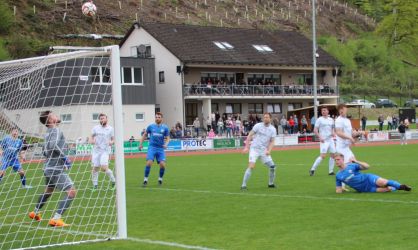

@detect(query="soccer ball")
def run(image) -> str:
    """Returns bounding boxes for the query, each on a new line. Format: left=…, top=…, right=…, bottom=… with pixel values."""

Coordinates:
left=82, top=2, right=97, bottom=17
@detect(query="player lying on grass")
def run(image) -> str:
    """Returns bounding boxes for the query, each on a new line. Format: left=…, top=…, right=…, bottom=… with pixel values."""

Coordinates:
left=334, top=153, right=411, bottom=193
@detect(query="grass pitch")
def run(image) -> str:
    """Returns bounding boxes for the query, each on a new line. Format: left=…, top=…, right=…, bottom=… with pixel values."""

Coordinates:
left=3, top=144, right=418, bottom=249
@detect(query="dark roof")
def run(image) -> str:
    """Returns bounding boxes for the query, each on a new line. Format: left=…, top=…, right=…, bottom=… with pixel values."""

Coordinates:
left=120, top=22, right=342, bottom=67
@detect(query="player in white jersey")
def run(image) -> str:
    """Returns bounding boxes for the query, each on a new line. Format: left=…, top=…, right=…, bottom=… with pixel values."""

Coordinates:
left=309, top=106, right=336, bottom=176
left=90, top=113, right=116, bottom=190
left=335, top=104, right=357, bottom=164
left=241, top=113, right=277, bottom=190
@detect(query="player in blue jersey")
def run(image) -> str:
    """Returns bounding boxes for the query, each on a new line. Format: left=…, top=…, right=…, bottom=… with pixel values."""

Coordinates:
left=334, top=153, right=411, bottom=193
left=0, top=128, right=31, bottom=188
left=139, top=112, right=170, bottom=187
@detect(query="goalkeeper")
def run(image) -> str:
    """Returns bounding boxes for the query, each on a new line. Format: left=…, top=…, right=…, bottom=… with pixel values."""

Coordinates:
left=29, top=111, right=76, bottom=227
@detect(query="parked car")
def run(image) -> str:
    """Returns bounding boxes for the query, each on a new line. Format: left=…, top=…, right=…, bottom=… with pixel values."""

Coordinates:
left=376, top=99, right=398, bottom=108
left=403, top=99, right=418, bottom=108
left=349, top=99, right=376, bottom=108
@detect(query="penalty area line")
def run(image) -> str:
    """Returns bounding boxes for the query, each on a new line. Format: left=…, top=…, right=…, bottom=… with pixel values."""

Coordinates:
left=144, top=187, right=418, bottom=205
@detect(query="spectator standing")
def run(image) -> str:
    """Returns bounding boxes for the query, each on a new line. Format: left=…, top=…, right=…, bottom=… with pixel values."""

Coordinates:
left=301, top=115, right=308, bottom=132
left=280, top=115, right=287, bottom=134
left=386, top=115, right=393, bottom=130
left=288, top=116, right=295, bottom=134
left=310, top=115, right=316, bottom=133
left=272, top=116, right=279, bottom=135
left=293, top=115, right=299, bottom=133
left=392, top=115, right=398, bottom=129
left=361, top=115, right=367, bottom=131
left=378, top=114, right=384, bottom=131
left=217, top=118, right=224, bottom=136
left=193, top=117, right=200, bottom=137
left=398, top=121, right=407, bottom=145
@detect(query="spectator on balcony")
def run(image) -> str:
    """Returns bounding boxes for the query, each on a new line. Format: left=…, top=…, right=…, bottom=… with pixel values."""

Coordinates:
left=288, top=116, right=295, bottom=134
left=217, top=118, right=224, bottom=136
left=280, top=115, right=287, bottom=134
left=170, top=127, right=177, bottom=138
left=301, top=115, right=308, bottom=132
left=361, top=115, right=367, bottom=131
left=193, top=117, right=200, bottom=137
left=175, top=127, right=182, bottom=138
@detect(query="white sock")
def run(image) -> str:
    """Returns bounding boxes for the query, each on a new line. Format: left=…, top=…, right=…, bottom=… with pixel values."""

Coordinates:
left=53, top=212, right=61, bottom=220
left=310, top=157, right=322, bottom=171
left=269, top=167, right=276, bottom=185
left=242, top=168, right=252, bottom=187
left=105, top=169, right=116, bottom=183
left=144, top=177, right=148, bottom=182
left=328, top=158, right=335, bottom=173
left=92, top=171, right=99, bottom=186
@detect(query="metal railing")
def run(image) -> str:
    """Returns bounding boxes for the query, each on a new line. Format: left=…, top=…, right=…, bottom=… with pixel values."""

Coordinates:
left=183, top=84, right=337, bottom=97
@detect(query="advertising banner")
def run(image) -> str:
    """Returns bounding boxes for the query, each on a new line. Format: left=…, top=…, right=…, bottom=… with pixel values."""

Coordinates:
left=274, top=135, right=299, bottom=146
left=214, top=138, right=239, bottom=148
left=388, top=132, right=400, bottom=140
left=181, top=139, right=213, bottom=150
left=167, top=140, right=182, bottom=151
left=76, top=144, right=93, bottom=155
left=367, top=132, right=388, bottom=142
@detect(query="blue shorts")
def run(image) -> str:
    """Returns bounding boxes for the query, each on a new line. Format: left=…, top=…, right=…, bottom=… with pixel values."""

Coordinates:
left=146, top=147, right=166, bottom=164
left=1, top=158, right=22, bottom=172
left=363, top=174, right=380, bottom=193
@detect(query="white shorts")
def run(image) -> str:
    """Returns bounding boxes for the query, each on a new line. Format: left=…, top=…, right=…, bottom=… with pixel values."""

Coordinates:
left=320, top=139, right=336, bottom=154
left=92, top=152, right=109, bottom=167
left=249, top=148, right=274, bottom=165
left=336, top=145, right=354, bottom=163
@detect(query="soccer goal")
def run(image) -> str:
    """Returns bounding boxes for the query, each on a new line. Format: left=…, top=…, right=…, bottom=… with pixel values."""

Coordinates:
left=0, top=46, right=127, bottom=249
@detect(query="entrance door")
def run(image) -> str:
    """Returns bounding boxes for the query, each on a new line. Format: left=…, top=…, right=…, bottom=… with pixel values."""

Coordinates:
left=186, top=103, right=198, bottom=125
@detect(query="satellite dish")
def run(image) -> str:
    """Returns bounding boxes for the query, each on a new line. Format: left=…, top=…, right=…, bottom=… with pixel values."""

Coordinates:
left=138, top=45, right=146, bottom=53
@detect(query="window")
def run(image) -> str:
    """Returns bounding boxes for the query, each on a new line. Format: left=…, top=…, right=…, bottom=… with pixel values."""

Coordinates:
left=122, top=67, right=143, bottom=85
left=252, top=45, right=273, bottom=52
left=211, top=103, right=219, bottom=112
left=267, top=103, right=281, bottom=113
left=91, top=67, right=111, bottom=85
left=297, top=74, right=313, bottom=85
left=19, top=77, right=30, bottom=90
left=159, top=71, right=165, bottom=83
left=92, top=113, right=100, bottom=122
left=60, top=114, right=72, bottom=123
left=213, top=41, right=234, bottom=50
left=130, top=46, right=138, bottom=57
left=248, top=103, right=264, bottom=114
left=135, top=113, right=145, bottom=122
left=226, top=103, right=241, bottom=114
left=155, top=104, right=160, bottom=113
left=288, top=103, right=302, bottom=111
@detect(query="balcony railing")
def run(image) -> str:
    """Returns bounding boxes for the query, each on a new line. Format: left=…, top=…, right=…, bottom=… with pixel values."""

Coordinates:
left=183, top=84, right=337, bottom=97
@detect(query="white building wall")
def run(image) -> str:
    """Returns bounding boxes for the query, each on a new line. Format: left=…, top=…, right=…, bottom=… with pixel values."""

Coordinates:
left=4, top=104, right=154, bottom=141
left=120, top=28, right=184, bottom=128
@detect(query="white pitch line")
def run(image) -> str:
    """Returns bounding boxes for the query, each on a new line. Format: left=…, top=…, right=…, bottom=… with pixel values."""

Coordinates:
left=10, top=224, right=219, bottom=250
left=143, top=187, right=418, bottom=205
left=127, top=237, right=220, bottom=250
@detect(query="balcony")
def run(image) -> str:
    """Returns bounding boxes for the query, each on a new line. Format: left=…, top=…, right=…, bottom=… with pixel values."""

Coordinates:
left=183, top=84, right=337, bottom=97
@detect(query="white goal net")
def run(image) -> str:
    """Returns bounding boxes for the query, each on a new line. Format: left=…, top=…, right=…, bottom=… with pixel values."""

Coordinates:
left=0, top=46, right=126, bottom=249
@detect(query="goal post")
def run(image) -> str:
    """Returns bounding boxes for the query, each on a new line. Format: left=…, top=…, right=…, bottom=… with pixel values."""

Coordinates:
left=0, top=45, right=127, bottom=249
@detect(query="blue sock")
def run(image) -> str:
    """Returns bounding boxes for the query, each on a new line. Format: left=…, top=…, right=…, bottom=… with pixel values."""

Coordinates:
left=144, top=166, right=151, bottom=178
left=159, top=168, right=165, bottom=178
left=20, top=175, right=26, bottom=186
left=387, top=180, right=401, bottom=190
left=0, top=175, right=3, bottom=183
